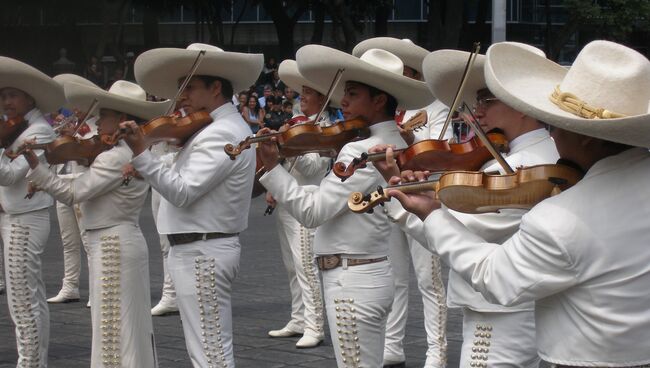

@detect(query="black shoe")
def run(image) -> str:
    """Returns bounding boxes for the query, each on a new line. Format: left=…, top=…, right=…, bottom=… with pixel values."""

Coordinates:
left=383, top=362, right=406, bottom=368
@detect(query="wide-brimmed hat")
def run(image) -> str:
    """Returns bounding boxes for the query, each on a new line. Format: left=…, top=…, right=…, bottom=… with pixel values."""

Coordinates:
left=353, top=37, right=428, bottom=74
left=278, top=59, right=340, bottom=108
left=485, top=40, right=650, bottom=147
left=54, top=74, right=100, bottom=110
left=64, top=80, right=171, bottom=120
left=422, top=42, right=545, bottom=109
left=0, top=57, right=65, bottom=113
left=135, top=43, right=264, bottom=99
left=297, top=45, right=433, bottom=110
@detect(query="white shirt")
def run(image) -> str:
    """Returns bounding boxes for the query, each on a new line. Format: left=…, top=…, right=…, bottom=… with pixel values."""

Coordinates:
left=28, top=142, right=148, bottom=230
left=388, top=128, right=559, bottom=312
left=425, top=147, right=650, bottom=366
left=260, top=120, right=406, bottom=257
left=132, top=103, right=255, bottom=234
left=0, top=108, right=55, bottom=214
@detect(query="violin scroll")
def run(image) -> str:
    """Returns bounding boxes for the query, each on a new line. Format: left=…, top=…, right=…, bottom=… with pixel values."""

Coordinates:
left=224, top=140, right=250, bottom=160
left=348, top=186, right=388, bottom=214
left=333, top=152, right=369, bottom=182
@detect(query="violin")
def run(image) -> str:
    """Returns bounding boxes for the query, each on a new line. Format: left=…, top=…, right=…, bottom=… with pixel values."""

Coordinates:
left=0, top=116, right=28, bottom=149
left=348, top=163, right=583, bottom=214
left=334, top=130, right=509, bottom=181
left=225, top=117, right=372, bottom=160
left=111, top=110, right=213, bottom=148
left=7, top=134, right=115, bottom=166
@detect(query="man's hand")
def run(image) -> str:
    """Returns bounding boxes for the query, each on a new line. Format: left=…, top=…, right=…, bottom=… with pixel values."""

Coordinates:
left=257, top=127, right=281, bottom=171
left=122, top=163, right=142, bottom=181
left=398, top=125, right=416, bottom=146
left=368, top=144, right=400, bottom=182
left=118, top=121, right=147, bottom=156
left=386, top=170, right=441, bottom=221
left=265, top=191, right=277, bottom=208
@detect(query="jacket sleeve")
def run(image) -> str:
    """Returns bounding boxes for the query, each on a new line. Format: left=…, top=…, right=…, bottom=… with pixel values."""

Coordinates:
left=131, top=135, right=238, bottom=208
left=425, top=203, right=580, bottom=306
left=0, top=125, right=54, bottom=186
left=259, top=144, right=382, bottom=228
left=291, top=153, right=330, bottom=179
left=27, top=149, right=125, bottom=206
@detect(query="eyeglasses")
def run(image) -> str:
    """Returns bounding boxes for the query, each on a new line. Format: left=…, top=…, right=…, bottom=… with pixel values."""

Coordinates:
left=474, top=97, right=499, bottom=110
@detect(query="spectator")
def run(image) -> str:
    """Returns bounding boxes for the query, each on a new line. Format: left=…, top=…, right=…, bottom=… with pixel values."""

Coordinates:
left=236, top=92, right=248, bottom=113
left=84, top=56, right=103, bottom=87
left=263, top=96, right=287, bottom=130
left=284, top=86, right=301, bottom=116
left=271, top=69, right=284, bottom=91
left=263, top=56, right=278, bottom=85
left=241, top=94, right=264, bottom=133
left=258, top=84, right=273, bottom=108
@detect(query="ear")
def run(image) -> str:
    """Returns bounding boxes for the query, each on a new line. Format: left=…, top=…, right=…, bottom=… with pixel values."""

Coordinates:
left=211, top=80, right=223, bottom=98
left=372, top=93, right=388, bottom=113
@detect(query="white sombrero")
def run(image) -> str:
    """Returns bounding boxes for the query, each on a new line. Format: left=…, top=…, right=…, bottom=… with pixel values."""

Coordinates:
left=296, top=45, right=433, bottom=110
left=422, top=42, right=545, bottom=108
left=278, top=59, right=340, bottom=108
left=64, top=80, right=172, bottom=120
left=353, top=37, right=429, bottom=74
left=135, top=43, right=264, bottom=99
left=0, top=56, right=65, bottom=113
left=53, top=74, right=100, bottom=110
left=485, top=40, right=650, bottom=147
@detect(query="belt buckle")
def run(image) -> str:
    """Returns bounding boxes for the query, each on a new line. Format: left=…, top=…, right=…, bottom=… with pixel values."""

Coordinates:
left=320, top=255, right=341, bottom=271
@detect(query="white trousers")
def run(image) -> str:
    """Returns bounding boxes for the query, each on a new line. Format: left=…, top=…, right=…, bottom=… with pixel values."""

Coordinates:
left=55, top=202, right=84, bottom=295
left=460, top=308, right=539, bottom=368
left=0, top=229, right=4, bottom=291
left=168, top=236, right=240, bottom=368
left=275, top=206, right=324, bottom=338
left=385, top=225, right=448, bottom=367
left=323, top=260, right=394, bottom=368
left=151, top=191, right=176, bottom=307
left=86, top=223, right=156, bottom=368
left=1, top=209, right=50, bottom=368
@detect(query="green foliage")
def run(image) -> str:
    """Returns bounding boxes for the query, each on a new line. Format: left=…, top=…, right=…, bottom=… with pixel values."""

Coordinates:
left=564, top=0, right=650, bottom=40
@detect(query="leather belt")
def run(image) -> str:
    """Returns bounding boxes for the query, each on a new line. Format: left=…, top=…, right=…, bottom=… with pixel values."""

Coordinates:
left=168, top=232, right=238, bottom=246
left=316, top=254, right=388, bottom=271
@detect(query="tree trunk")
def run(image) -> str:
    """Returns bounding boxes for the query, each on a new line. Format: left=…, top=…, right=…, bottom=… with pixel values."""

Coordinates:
left=374, top=2, right=390, bottom=36
left=230, top=0, right=249, bottom=47
left=261, top=0, right=308, bottom=59
left=143, top=4, right=160, bottom=49
left=311, top=0, right=325, bottom=44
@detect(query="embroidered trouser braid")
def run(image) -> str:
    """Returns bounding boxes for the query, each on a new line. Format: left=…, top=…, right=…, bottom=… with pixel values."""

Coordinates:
left=384, top=225, right=448, bottom=367
left=86, top=223, right=156, bottom=368
left=167, top=236, right=240, bottom=368
left=1, top=209, right=50, bottom=368
left=460, top=308, right=539, bottom=368
left=323, top=261, right=394, bottom=368
left=275, top=206, right=325, bottom=338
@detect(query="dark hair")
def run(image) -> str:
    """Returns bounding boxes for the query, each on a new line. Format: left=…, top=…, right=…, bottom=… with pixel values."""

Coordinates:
left=194, top=75, right=234, bottom=100
left=247, top=94, right=261, bottom=112
left=366, top=84, right=398, bottom=117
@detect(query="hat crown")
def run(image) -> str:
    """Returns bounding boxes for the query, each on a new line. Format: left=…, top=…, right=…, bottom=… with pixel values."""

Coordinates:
left=559, top=40, right=650, bottom=116
left=108, top=80, right=147, bottom=102
left=187, top=43, right=224, bottom=53
left=360, top=49, right=404, bottom=75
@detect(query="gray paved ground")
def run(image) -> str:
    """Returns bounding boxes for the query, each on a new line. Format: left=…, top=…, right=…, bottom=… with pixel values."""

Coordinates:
left=0, top=194, right=466, bottom=367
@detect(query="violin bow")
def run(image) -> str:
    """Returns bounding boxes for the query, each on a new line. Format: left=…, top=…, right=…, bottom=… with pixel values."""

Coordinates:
left=165, top=50, right=207, bottom=116
left=72, top=99, right=99, bottom=137
left=437, top=42, right=481, bottom=140
left=460, top=102, right=514, bottom=174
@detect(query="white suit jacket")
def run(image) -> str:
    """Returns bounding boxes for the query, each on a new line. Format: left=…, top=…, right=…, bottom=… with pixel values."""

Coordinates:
left=260, top=120, right=406, bottom=257
left=388, top=128, right=559, bottom=312
left=425, top=147, right=650, bottom=366
left=0, top=108, right=55, bottom=214
left=409, top=99, right=450, bottom=143
left=28, top=142, right=148, bottom=230
left=132, top=103, right=255, bottom=234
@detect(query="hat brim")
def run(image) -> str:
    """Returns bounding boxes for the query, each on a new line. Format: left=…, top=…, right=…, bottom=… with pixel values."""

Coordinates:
left=64, top=82, right=171, bottom=121
left=0, top=57, right=65, bottom=113
left=485, top=43, right=650, bottom=148
left=134, top=48, right=263, bottom=98
left=352, top=37, right=428, bottom=74
left=297, top=45, right=433, bottom=110
left=422, top=50, right=486, bottom=109
left=54, top=74, right=100, bottom=110
left=278, top=59, right=341, bottom=108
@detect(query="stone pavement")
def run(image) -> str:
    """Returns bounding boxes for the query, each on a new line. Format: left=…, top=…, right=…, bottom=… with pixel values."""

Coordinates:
left=0, top=194, right=468, bottom=367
